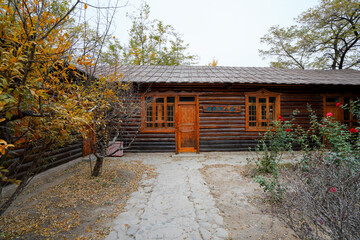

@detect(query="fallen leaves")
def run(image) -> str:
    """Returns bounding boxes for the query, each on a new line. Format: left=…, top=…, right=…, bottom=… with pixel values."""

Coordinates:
left=0, top=159, right=156, bottom=239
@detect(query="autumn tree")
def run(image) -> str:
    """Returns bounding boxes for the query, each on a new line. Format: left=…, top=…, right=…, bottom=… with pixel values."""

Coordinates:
left=0, top=0, right=94, bottom=215
left=207, top=57, right=218, bottom=66
left=259, top=0, right=360, bottom=70
left=76, top=69, right=140, bottom=177
left=68, top=1, right=141, bottom=177
left=100, top=2, right=198, bottom=65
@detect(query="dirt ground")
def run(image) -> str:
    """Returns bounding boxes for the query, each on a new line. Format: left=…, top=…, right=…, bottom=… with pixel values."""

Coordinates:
left=200, top=164, right=298, bottom=240
left=1, top=153, right=299, bottom=240
left=0, top=159, right=156, bottom=240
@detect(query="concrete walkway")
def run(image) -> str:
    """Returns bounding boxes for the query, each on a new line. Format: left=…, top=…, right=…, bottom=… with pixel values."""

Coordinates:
left=105, top=152, right=254, bottom=240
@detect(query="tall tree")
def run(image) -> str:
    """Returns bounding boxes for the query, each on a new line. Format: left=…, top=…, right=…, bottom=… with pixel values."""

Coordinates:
left=0, top=0, right=88, bottom=215
left=259, top=0, right=360, bottom=70
left=100, top=2, right=198, bottom=65
left=0, top=0, right=127, bottom=214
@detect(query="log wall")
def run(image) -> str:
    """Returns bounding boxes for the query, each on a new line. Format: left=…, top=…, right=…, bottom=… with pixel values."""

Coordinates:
left=5, top=140, right=83, bottom=182
left=123, top=83, right=360, bottom=152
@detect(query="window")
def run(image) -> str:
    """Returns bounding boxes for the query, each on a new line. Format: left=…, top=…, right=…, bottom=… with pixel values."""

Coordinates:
left=324, top=96, right=358, bottom=127
left=143, top=96, right=175, bottom=131
left=179, top=96, right=195, bottom=102
left=245, top=90, right=280, bottom=131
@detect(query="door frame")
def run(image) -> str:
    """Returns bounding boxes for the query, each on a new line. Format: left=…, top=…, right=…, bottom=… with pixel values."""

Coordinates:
left=175, top=95, right=200, bottom=154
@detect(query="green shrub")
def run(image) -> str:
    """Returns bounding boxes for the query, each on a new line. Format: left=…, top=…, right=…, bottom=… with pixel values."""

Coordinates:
left=250, top=102, right=360, bottom=239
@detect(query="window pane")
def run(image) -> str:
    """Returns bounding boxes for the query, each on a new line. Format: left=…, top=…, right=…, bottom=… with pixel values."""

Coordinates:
left=326, top=97, right=339, bottom=103
left=146, top=105, right=153, bottom=123
left=144, top=96, right=176, bottom=129
left=344, top=108, right=350, bottom=121
left=269, top=105, right=275, bottom=121
left=249, top=105, right=256, bottom=122
left=247, top=94, right=278, bottom=130
left=167, top=97, right=175, bottom=103
left=156, top=104, right=164, bottom=121
left=259, top=98, right=266, bottom=103
left=156, top=97, right=164, bottom=103
left=261, top=105, right=267, bottom=120
left=167, top=105, right=174, bottom=122
left=249, top=97, right=256, bottom=103
left=179, top=96, right=195, bottom=102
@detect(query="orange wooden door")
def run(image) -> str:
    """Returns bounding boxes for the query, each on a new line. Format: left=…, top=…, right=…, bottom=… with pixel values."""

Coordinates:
left=177, top=103, right=198, bottom=153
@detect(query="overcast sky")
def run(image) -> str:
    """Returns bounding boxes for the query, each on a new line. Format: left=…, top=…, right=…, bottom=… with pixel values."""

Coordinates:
left=111, top=0, right=319, bottom=67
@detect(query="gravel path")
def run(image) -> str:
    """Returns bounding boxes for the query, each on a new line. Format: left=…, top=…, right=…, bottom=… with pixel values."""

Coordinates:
left=105, top=153, right=247, bottom=240
left=105, top=152, right=298, bottom=240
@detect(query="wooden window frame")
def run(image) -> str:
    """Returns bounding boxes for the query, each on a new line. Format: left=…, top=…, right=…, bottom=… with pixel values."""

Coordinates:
left=323, top=95, right=359, bottom=128
left=245, top=89, right=281, bottom=131
left=141, top=95, right=176, bottom=133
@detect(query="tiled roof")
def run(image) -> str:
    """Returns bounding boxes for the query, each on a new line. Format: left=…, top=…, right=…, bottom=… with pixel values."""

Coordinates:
left=77, top=65, right=360, bottom=85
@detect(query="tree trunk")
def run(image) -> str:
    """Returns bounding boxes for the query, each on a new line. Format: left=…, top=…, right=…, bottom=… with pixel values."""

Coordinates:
left=0, top=174, right=29, bottom=216
left=92, top=155, right=103, bottom=177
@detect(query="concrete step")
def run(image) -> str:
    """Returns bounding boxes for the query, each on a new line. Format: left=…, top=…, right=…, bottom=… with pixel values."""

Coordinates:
left=171, top=153, right=205, bottom=158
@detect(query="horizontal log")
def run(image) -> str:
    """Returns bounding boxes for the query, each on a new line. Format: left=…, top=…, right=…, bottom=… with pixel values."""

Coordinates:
left=127, top=147, right=175, bottom=151
left=12, top=152, right=83, bottom=180
left=199, top=113, right=241, bottom=117
left=200, top=132, right=261, bottom=137
left=199, top=120, right=244, bottom=125
left=200, top=125, right=245, bottom=129
left=131, top=142, right=175, bottom=146
left=15, top=147, right=82, bottom=171
left=122, top=133, right=175, bottom=137
left=199, top=100, right=244, bottom=104
left=199, top=96, right=244, bottom=100
left=126, top=149, right=174, bottom=153
left=199, top=136, right=262, bottom=140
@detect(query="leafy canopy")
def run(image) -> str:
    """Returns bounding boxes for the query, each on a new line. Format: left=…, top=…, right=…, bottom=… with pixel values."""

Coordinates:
left=100, top=2, right=198, bottom=65
left=259, top=0, right=360, bottom=70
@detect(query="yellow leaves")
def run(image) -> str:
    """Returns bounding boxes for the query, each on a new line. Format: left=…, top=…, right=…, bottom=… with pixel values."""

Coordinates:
left=9, top=56, right=17, bottom=64
left=76, top=55, right=95, bottom=66
left=0, top=160, right=156, bottom=238
left=0, top=139, right=14, bottom=155
left=84, top=3, right=88, bottom=9
left=1, top=5, right=11, bottom=14
left=0, top=166, right=21, bottom=186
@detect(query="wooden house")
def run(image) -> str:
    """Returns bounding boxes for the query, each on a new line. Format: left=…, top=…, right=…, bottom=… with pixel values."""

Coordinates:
left=89, top=66, right=360, bottom=154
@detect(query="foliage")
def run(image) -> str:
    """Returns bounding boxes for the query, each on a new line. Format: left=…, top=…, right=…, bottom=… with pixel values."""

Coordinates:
left=280, top=152, right=360, bottom=239
left=251, top=115, right=297, bottom=202
left=0, top=0, right=130, bottom=214
left=250, top=102, right=360, bottom=239
left=252, top=116, right=296, bottom=174
left=100, top=2, right=198, bottom=65
left=207, top=58, right=218, bottom=66
left=0, top=160, right=155, bottom=239
left=259, top=0, right=360, bottom=70
left=0, top=0, right=92, bottom=215
left=80, top=71, right=140, bottom=177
